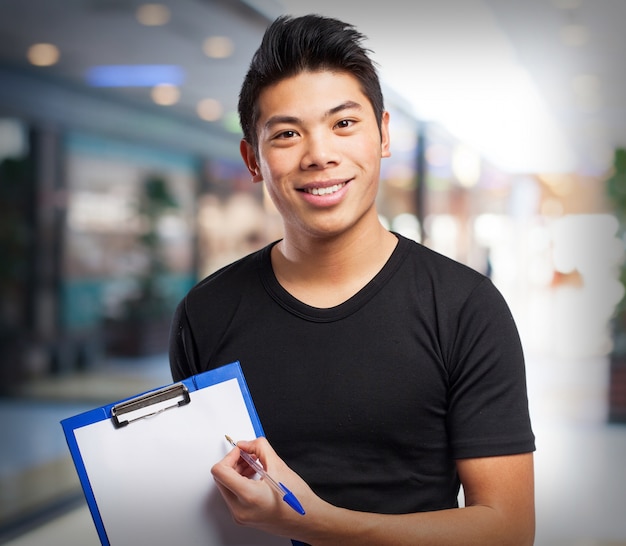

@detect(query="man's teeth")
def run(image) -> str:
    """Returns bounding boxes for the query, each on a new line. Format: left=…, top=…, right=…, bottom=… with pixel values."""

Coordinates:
left=305, top=183, right=345, bottom=196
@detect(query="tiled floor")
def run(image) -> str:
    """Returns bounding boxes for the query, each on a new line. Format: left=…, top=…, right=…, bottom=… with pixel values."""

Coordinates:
left=1, top=350, right=625, bottom=545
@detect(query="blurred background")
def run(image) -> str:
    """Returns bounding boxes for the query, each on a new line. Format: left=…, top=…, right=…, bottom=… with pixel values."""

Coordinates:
left=0, top=0, right=625, bottom=544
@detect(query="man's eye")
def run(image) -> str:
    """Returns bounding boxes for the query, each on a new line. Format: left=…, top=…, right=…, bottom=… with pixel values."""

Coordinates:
left=336, top=119, right=354, bottom=129
left=276, top=130, right=297, bottom=139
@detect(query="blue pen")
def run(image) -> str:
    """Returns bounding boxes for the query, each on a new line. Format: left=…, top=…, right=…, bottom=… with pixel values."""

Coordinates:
left=225, top=435, right=305, bottom=515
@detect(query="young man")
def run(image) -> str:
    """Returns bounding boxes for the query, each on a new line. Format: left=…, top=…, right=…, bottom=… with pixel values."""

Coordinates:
left=169, top=14, right=535, bottom=545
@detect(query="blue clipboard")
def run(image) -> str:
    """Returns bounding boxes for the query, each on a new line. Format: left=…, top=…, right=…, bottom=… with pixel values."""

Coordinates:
left=61, top=361, right=293, bottom=546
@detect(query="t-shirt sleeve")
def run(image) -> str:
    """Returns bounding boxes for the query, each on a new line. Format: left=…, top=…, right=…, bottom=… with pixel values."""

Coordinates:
left=446, top=278, right=535, bottom=459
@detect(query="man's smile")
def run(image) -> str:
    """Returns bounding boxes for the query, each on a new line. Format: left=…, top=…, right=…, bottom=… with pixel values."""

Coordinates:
left=302, top=182, right=347, bottom=196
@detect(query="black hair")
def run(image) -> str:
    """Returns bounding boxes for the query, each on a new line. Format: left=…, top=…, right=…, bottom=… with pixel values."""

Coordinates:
left=238, top=14, right=385, bottom=151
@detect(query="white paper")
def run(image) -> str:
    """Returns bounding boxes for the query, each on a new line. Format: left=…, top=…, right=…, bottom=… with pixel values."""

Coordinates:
left=74, top=378, right=290, bottom=545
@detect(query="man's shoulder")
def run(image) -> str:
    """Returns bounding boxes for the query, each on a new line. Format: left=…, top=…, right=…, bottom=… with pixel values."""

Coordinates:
left=399, top=235, right=486, bottom=282
left=185, top=244, right=271, bottom=304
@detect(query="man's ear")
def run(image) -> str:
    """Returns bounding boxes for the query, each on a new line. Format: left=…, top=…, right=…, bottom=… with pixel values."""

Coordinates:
left=240, top=139, right=263, bottom=183
left=380, top=111, right=391, bottom=159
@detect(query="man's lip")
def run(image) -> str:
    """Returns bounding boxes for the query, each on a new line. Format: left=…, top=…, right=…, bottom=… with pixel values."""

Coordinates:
left=297, top=179, right=351, bottom=191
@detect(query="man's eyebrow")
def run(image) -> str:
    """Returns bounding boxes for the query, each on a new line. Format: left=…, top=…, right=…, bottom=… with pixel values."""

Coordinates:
left=263, top=101, right=364, bottom=131
left=263, top=115, right=301, bottom=131
left=326, top=100, right=363, bottom=117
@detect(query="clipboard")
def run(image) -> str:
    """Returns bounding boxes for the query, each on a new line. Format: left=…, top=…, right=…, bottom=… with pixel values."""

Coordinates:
left=61, top=361, right=294, bottom=545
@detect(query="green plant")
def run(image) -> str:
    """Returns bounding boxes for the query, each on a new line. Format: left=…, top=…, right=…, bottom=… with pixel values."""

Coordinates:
left=121, top=174, right=179, bottom=322
left=606, top=148, right=626, bottom=355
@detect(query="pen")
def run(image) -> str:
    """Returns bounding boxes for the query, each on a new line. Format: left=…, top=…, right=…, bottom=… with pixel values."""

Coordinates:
left=225, top=435, right=305, bottom=515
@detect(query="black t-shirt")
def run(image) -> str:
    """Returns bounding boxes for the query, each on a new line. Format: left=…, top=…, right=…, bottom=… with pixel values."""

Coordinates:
left=169, top=234, right=535, bottom=514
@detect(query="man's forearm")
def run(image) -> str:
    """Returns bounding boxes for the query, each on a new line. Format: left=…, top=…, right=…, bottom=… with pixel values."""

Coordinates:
left=298, top=502, right=534, bottom=546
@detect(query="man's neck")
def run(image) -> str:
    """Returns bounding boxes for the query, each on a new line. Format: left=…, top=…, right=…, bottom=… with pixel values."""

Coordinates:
left=271, top=223, right=398, bottom=308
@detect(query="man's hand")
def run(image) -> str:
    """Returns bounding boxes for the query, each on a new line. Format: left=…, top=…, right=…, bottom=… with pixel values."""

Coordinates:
left=211, top=436, right=320, bottom=539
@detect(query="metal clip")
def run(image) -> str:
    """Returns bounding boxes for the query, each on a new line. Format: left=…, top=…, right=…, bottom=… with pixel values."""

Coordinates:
left=111, top=382, right=190, bottom=428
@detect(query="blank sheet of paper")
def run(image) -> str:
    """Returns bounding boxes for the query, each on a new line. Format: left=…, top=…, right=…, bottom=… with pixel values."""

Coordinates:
left=67, top=372, right=289, bottom=545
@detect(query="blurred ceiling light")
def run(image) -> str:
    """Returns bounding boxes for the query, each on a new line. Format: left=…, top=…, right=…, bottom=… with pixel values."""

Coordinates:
left=151, top=83, right=180, bottom=105
left=27, top=43, right=60, bottom=66
left=560, top=24, right=589, bottom=46
left=203, top=36, right=234, bottom=59
left=197, top=98, right=223, bottom=121
left=136, top=3, right=171, bottom=26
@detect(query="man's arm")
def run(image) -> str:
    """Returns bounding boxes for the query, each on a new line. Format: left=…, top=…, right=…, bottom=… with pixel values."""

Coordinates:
left=211, top=437, right=535, bottom=546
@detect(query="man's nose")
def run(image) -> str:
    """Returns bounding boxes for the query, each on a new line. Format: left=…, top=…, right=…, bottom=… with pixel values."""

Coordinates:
left=300, top=132, right=340, bottom=169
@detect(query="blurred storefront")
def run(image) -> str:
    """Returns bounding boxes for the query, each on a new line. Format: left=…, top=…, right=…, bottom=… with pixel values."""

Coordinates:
left=2, top=97, right=623, bottom=400
left=62, top=133, right=198, bottom=359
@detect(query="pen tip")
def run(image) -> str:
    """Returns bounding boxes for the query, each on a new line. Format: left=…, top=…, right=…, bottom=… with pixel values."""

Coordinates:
left=225, top=434, right=235, bottom=446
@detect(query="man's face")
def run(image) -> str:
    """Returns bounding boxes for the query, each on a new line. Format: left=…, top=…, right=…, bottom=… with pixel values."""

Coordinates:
left=240, top=70, right=390, bottom=243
